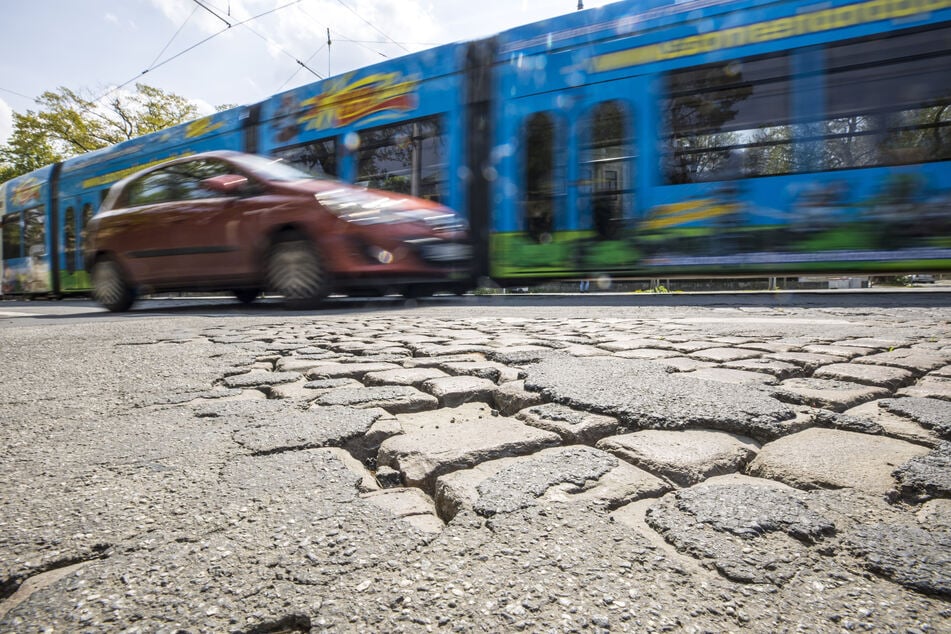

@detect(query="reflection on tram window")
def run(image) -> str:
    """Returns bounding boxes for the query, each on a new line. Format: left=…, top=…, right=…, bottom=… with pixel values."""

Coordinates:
left=664, top=53, right=793, bottom=183
left=358, top=117, right=446, bottom=202
left=274, top=138, right=337, bottom=177
left=2, top=212, right=23, bottom=260
left=822, top=25, right=951, bottom=169
left=24, top=209, right=45, bottom=256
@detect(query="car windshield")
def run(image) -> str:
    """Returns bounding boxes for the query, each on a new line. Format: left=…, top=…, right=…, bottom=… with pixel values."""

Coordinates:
left=235, top=154, right=322, bottom=182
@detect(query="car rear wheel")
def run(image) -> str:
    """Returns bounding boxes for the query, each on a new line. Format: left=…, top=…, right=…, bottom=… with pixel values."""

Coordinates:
left=266, top=239, right=328, bottom=309
left=91, top=258, right=135, bottom=312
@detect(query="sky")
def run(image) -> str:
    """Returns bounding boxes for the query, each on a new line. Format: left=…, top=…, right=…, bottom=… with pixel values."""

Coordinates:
left=0, top=0, right=617, bottom=145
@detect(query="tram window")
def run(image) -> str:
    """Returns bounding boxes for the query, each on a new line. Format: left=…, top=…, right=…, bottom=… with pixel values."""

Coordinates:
left=822, top=25, right=951, bottom=169
left=24, top=209, right=45, bottom=257
left=524, top=111, right=559, bottom=242
left=358, top=117, right=446, bottom=202
left=82, top=203, right=94, bottom=229
left=63, top=206, right=77, bottom=274
left=581, top=101, right=634, bottom=240
left=274, top=138, right=337, bottom=177
left=64, top=206, right=76, bottom=251
left=663, top=53, right=793, bottom=183
left=2, top=212, right=22, bottom=260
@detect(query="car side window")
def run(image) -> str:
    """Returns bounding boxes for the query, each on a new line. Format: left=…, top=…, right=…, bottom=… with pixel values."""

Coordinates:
left=174, top=160, right=233, bottom=201
left=124, top=160, right=257, bottom=207
left=127, top=171, right=176, bottom=206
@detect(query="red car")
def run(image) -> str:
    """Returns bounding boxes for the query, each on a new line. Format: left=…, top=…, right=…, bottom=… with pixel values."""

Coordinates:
left=84, top=151, right=472, bottom=311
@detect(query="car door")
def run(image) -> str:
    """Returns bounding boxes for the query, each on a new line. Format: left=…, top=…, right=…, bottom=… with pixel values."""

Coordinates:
left=110, top=169, right=183, bottom=284
left=159, top=159, right=266, bottom=284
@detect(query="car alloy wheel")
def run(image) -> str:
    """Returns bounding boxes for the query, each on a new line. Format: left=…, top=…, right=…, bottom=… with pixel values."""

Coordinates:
left=91, top=258, right=135, bottom=312
left=266, top=239, right=327, bottom=309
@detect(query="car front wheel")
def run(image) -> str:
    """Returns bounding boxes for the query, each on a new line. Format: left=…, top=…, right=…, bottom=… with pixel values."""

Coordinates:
left=91, top=258, right=135, bottom=312
left=266, top=239, right=328, bottom=309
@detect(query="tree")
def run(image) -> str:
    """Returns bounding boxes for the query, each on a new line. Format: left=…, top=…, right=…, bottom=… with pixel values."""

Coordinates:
left=0, top=111, right=62, bottom=179
left=0, top=83, right=201, bottom=180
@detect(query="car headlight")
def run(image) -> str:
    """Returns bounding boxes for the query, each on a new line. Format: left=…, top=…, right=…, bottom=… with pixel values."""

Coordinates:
left=315, top=190, right=465, bottom=229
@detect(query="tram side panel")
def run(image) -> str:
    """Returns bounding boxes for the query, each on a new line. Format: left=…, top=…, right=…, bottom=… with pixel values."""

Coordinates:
left=488, top=0, right=951, bottom=282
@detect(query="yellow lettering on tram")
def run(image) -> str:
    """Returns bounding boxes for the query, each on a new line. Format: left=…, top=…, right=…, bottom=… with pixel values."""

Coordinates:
left=592, top=0, right=951, bottom=73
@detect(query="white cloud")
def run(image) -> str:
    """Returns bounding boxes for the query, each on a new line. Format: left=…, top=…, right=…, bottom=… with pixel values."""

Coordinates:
left=0, top=97, right=12, bottom=146
left=189, top=98, right=217, bottom=116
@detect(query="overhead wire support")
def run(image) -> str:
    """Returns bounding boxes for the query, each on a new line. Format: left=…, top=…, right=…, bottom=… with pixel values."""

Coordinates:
left=192, top=0, right=233, bottom=28
left=296, top=59, right=323, bottom=80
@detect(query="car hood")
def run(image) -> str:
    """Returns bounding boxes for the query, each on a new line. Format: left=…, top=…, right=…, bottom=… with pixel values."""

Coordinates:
left=283, top=179, right=466, bottom=231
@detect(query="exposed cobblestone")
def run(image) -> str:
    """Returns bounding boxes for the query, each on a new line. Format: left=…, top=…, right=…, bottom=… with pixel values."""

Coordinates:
left=879, top=397, right=951, bottom=439
left=2, top=304, right=950, bottom=632
left=893, top=443, right=951, bottom=502
left=771, top=377, right=890, bottom=411
left=846, top=522, right=951, bottom=598
left=645, top=484, right=835, bottom=585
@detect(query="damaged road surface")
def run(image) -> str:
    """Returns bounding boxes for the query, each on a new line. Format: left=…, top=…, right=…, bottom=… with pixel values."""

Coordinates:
left=1, top=300, right=950, bottom=632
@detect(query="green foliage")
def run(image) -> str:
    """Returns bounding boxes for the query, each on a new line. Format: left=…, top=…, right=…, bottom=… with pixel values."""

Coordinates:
left=0, top=83, right=200, bottom=181
left=0, top=111, right=62, bottom=177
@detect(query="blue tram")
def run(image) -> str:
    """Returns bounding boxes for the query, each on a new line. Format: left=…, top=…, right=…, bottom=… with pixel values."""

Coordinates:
left=3, top=0, right=950, bottom=296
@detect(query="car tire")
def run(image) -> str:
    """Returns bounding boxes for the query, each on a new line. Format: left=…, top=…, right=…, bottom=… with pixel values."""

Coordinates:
left=266, top=239, right=328, bottom=309
left=402, top=285, right=433, bottom=299
left=91, top=258, right=135, bottom=312
left=232, top=288, right=260, bottom=304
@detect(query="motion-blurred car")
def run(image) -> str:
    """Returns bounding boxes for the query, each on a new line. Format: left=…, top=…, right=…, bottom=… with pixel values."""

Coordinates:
left=84, top=151, right=472, bottom=311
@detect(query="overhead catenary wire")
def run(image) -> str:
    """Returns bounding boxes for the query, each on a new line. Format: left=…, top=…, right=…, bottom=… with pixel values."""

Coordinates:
left=279, top=44, right=327, bottom=90
left=296, top=3, right=389, bottom=60
left=146, top=5, right=200, bottom=71
left=95, top=0, right=315, bottom=103
left=0, top=87, right=35, bottom=101
left=331, top=0, right=409, bottom=52
left=222, top=1, right=325, bottom=78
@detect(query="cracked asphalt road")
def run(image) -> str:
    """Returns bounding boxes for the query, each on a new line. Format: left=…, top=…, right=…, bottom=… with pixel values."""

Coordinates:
left=1, top=296, right=949, bottom=632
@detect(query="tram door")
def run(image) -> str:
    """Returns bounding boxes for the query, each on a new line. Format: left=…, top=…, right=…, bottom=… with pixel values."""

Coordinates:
left=521, top=110, right=566, bottom=244
left=58, top=195, right=96, bottom=291
left=578, top=100, right=636, bottom=242
left=498, top=78, right=641, bottom=279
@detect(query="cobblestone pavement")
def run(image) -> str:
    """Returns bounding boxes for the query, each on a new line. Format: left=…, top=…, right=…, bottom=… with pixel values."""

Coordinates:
left=1, top=302, right=949, bottom=632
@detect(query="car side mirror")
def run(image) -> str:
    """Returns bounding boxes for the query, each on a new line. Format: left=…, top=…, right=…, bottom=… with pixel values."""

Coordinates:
left=202, top=174, right=249, bottom=195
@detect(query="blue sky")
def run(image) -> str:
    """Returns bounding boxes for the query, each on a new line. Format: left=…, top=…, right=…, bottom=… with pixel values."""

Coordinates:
left=0, top=0, right=614, bottom=144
